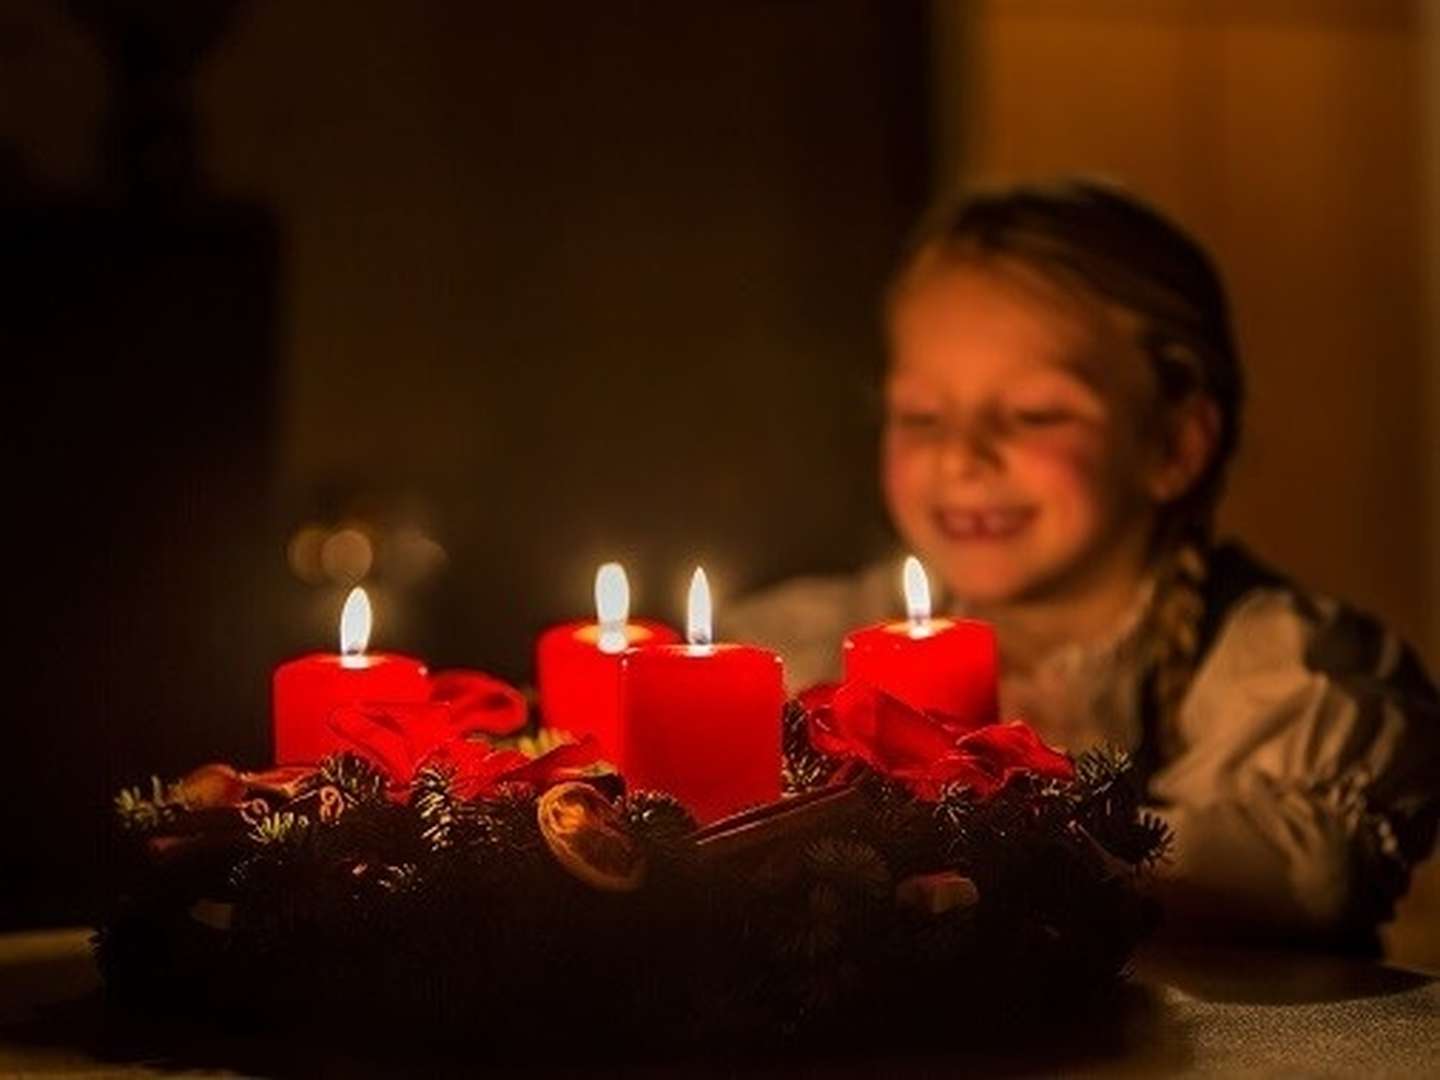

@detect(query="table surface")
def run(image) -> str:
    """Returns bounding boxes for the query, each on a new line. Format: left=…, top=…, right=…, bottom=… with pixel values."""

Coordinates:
left=2, top=927, right=1437, bottom=1077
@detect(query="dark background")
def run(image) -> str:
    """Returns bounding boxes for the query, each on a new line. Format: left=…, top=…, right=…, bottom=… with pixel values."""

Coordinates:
left=2, top=1, right=927, bottom=927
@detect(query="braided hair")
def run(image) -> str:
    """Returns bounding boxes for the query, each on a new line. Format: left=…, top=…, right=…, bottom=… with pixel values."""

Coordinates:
left=891, top=179, right=1244, bottom=727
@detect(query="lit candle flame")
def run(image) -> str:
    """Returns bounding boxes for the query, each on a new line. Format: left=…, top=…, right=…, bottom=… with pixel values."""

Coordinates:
left=339, top=586, right=372, bottom=662
left=687, top=567, right=713, bottom=650
left=903, top=556, right=932, bottom=637
left=595, top=562, right=630, bottom=655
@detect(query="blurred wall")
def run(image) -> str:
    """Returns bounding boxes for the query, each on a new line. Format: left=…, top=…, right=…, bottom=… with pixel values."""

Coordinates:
left=202, top=2, right=928, bottom=682
left=1427, top=2, right=1440, bottom=683
left=935, top=0, right=1436, bottom=670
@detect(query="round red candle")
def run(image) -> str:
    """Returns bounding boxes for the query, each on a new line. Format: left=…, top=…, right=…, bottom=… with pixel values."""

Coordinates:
left=619, top=569, right=784, bottom=824
left=272, top=587, right=429, bottom=765
left=842, top=557, right=998, bottom=723
left=536, top=563, right=681, bottom=765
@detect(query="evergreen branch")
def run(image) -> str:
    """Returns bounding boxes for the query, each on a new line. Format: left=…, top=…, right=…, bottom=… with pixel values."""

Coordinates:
left=113, top=776, right=182, bottom=831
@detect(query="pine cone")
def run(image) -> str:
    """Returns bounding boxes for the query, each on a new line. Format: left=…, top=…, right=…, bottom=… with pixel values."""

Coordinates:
left=803, top=837, right=891, bottom=903
left=472, top=785, right=542, bottom=857
left=316, top=753, right=388, bottom=807
left=411, top=764, right=465, bottom=852
left=621, top=791, right=698, bottom=851
left=782, top=700, right=836, bottom=793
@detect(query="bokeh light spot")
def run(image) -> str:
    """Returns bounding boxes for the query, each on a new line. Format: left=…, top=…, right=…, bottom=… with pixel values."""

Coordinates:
left=286, top=524, right=327, bottom=584
left=321, top=527, right=374, bottom=585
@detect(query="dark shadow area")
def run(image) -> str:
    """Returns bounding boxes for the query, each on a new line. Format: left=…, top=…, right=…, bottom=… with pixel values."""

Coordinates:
left=3, top=1, right=280, bottom=930
left=4, top=933, right=1434, bottom=1076
left=1, top=970, right=1188, bottom=1077
left=1136, top=941, right=1433, bottom=1006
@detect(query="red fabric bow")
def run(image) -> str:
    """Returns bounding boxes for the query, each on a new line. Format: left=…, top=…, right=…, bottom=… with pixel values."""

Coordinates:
left=324, top=666, right=529, bottom=785
left=429, top=668, right=528, bottom=736
left=422, top=734, right=602, bottom=801
left=328, top=691, right=598, bottom=801
left=804, top=681, right=1073, bottom=801
left=328, top=701, right=458, bottom=786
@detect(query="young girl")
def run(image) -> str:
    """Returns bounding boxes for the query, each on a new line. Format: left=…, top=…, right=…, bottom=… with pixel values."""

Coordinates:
left=726, top=180, right=1439, bottom=944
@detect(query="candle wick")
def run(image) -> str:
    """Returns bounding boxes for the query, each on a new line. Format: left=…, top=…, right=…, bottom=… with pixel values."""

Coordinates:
left=908, top=616, right=932, bottom=640
left=597, top=622, right=628, bottom=655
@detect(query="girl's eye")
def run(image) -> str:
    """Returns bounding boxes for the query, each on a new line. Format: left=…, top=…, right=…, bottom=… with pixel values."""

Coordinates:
left=889, top=411, right=943, bottom=436
left=1011, top=407, right=1073, bottom=427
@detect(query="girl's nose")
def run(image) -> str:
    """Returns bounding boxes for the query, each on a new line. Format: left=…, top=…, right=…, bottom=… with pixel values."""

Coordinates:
left=937, top=417, right=1002, bottom=479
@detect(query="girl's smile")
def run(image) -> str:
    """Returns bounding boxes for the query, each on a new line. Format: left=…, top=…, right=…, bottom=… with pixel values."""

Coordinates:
left=933, top=505, right=1039, bottom=542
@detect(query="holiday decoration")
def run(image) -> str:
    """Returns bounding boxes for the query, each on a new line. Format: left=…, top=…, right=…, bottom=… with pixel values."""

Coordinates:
left=100, top=672, right=1168, bottom=1056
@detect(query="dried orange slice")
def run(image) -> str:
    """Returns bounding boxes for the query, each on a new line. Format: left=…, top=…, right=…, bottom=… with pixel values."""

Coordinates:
left=537, top=781, right=646, bottom=892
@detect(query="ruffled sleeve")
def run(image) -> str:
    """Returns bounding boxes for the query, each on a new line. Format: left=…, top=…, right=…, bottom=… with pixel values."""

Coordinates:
left=1150, top=588, right=1440, bottom=939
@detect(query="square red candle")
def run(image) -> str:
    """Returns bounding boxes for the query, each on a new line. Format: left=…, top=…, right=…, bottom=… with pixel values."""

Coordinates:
left=842, top=557, right=998, bottom=724
left=619, top=569, right=784, bottom=824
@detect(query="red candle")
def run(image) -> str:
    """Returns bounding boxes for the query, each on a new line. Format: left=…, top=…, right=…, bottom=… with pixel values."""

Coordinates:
left=536, top=562, right=680, bottom=764
left=620, top=568, right=784, bottom=824
left=843, top=557, right=998, bottom=723
left=273, top=587, right=430, bottom=765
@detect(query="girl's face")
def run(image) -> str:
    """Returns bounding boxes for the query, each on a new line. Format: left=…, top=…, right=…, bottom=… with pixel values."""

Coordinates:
left=884, top=261, right=1173, bottom=610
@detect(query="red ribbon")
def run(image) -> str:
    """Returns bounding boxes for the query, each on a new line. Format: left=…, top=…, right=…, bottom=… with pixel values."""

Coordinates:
left=429, top=668, right=528, bottom=737
left=326, top=700, right=600, bottom=800
left=804, top=680, right=1074, bottom=801
left=327, top=701, right=456, bottom=786
left=322, top=668, right=596, bottom=800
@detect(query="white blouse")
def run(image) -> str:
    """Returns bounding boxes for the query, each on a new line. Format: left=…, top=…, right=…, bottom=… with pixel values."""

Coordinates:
left=723, top=555, right=1440, bottom=939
